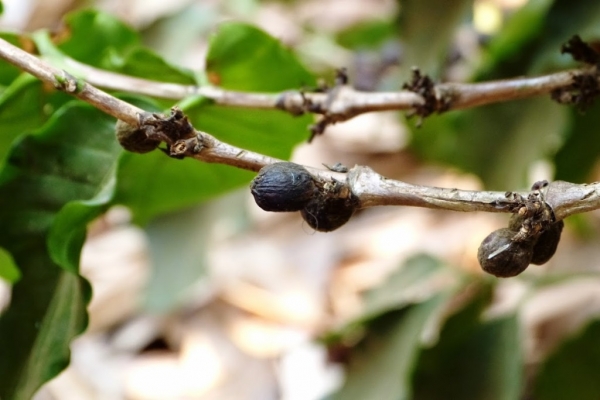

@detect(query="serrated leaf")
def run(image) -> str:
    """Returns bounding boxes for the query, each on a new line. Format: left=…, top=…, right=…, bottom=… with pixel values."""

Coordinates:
left=412, top=288, right=523, bottom=400
left=532, top=318, right=600, bottom=400
left=0, top=102, right=122, bottom=399
left=331, top=294, right=450, bottom=400
left=205, top=22, right=316, bottom=90
left=57, top=9, right=139, bottom=68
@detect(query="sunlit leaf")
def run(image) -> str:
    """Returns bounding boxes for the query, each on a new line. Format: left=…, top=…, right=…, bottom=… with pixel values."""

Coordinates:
left=110, top=46, right=196, bottom=84
left=0, top=247, right=20, bottom=283
left=57, top=9, right=139, bottom=68
left=205, top=22, right=316, bottom=90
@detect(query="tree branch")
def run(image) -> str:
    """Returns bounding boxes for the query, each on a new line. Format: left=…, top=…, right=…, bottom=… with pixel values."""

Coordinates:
left=0, top=36, right=599, bottom=220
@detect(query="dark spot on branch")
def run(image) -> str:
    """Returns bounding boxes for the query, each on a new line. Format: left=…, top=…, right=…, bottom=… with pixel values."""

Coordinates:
left=402, top=68, right=448, bottom=123
left=551, top=70, right=600, bottom=112
left=308, top=68, right=354, bottom=142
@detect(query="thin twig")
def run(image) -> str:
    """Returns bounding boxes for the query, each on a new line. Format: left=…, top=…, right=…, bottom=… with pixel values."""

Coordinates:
left=0, top=36, right=599, bottom=219
left=37, top=42, right=598, bottom=123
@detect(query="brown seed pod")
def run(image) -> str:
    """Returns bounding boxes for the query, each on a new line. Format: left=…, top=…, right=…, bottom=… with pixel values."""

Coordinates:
left=531, top=220, right=564, bottom=265
left=115, top=119, right=161, bottom=153
left=300, top=194, right=357, bottom=232
left=477, top=228, right=534, bottom=278
left=250, top=162, right=316, bottom=212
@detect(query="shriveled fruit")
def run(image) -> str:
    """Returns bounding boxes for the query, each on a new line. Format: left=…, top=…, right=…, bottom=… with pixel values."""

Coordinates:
left=301, top=194, right=357, bottom=232
left=531, top=220, right=564, bottom=265
left=250, top=162, right=315, bottom=212
left=477, top=228, right=534, bottom=278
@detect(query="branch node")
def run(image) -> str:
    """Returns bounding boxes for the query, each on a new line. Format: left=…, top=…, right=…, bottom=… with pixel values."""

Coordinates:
left=550, top=68, right=600, bottom=112
left=54, top=70, right=83, bottom=94
left=275, top=91, right=307, bottom=116
left=402, top=67, right=448, bottom=121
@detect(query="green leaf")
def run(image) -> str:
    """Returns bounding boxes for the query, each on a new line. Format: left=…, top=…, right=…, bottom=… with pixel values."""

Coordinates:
left=533, top=318, right=600, bottom=400
left=410, top=97, right=567, bottom=190
left=479, top=0, right=600, bottom=78
left=0, top=102, right=122, bottom=399
left=116, top=23, right=315, bottom=223
left=205, top=22, right=316, bottom=90
left=0, top=74, right=70, bottom=169
left=115, top=149, right=253, bottom=224
left=331, top=294, right=450, bottom=400
left=477, top=0, right=555, bottom=79
left=528, top=0, right=600, bottom=73
left=554, top=102, right=600, bottom=183
left=57, top=9, right=139, bottom=68
left=189, top=101, right=312, bottom=159
left=144, top=205, right=211, bottom=313
left=110, top=46, right=197, bottom=84
left=412, top=288, right=523, bottom=400
left=336, top=20, right=396, bottom=50
left=0, top=247, right=20, bottom=283
left=362, top=254, right=455, bottom=320
left=397, top=0, right=473, bottom=80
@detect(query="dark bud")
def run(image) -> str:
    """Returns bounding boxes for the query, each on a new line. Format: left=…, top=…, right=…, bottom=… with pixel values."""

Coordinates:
left=251, top=162, right=315, bottom=212
left=531, top=220, right=564, bottom=265
left=115, top=119, right=160, bottom=153
left=477, top=228, right=534, bottom=278
left=301, top=194, right=357, bottom=232
left=509, top=214, right=564, bottom=265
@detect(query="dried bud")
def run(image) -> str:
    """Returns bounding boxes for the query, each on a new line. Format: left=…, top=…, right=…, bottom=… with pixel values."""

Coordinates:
left=250, top=162, right=315, bottom=212
left=477, top=228, right=534, bottom=278
left=115, top=119, right=160, bottom=153
left=531, top=220, right=564, bottom=265
left=301, top=194, right=357, bottom=232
